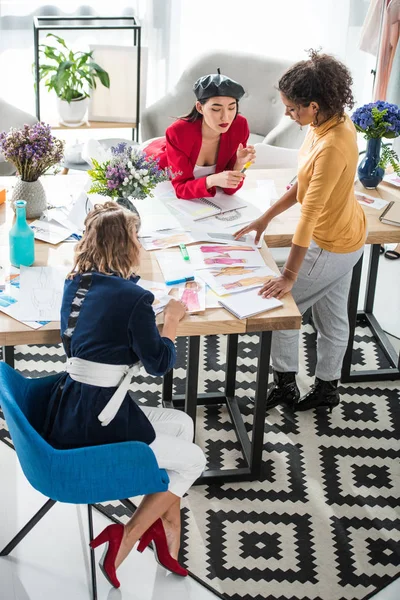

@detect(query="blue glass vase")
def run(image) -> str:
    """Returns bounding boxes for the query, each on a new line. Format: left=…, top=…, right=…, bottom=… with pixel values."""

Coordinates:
left=358, top=138, right=384, bottom=189
left=9, top=200, right=35, bottom=267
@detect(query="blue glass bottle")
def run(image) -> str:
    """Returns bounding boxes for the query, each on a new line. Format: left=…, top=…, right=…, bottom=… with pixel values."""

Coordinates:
left=9, top=200, right=35, bottom=267
left=358, top=138, right=384, bottom=189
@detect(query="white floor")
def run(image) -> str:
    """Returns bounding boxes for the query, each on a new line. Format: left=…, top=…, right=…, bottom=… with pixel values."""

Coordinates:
left=0, top=445, right=214, bottom=600
left=1, top=246, right=399, bottom=600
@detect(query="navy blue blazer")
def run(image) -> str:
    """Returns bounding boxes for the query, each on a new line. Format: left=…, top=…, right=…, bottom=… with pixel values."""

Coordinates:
left=42, top=272, right=176, bottom=450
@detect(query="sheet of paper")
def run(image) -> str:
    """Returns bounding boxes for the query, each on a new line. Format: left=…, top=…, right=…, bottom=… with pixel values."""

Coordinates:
left=0, top=269, right=49, bottom=329
left=42, top=172, right=90, bottom=208
left=17, top=266, right=68, bottom=321
left=196, top=265, right=277, bottom=296
left=67, top=192, right=95, bottom=231
left=140, top=230, right=194, bottom=251
left=44, top=207, right=84, bottom=234
left=132, top=197, right=182, bottom=235
left=187, top=244, right=265, bottom=270
left=137, top=279, right=171, bottom=314
left=383, top=173, right=400, bottom=188
left=30, top=219, right=75, bottom=245
left=191, top=230, right=260, bottom=247
left=355, top=192, right=389, bottom=210
left=205, top=285, right=223, bottom=309
left=155, top=250, right=195, bottom=282
left=0, top=265, right=5, bottom=291
left=256, top=179, right=279, bottom=199
left=140, top=229, right=259, bottom=251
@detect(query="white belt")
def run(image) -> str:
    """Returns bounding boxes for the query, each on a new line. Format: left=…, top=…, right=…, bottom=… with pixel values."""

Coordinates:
left=65, top=357, right=141, bottom=427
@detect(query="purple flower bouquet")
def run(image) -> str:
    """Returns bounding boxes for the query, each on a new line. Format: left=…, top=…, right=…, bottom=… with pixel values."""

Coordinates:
left=87, top=143, right=172, bottom=203
left=0, top=122, right=65, bottom=182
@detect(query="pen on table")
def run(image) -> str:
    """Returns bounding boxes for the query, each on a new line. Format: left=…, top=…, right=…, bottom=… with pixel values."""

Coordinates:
left=286, top=175, right=297, bottom=190
left=165, top=276, right=195, bottom=286
left=240, top=161, right=253, bottom=174
left=179, top=243, right=190, bottom=261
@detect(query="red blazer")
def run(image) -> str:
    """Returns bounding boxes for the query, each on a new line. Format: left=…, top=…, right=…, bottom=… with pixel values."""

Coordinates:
left=144, top=115, right=249, bottom=199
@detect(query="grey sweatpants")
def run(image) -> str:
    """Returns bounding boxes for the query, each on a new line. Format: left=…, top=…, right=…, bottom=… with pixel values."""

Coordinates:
left=271, top=241, right=365, bottom=381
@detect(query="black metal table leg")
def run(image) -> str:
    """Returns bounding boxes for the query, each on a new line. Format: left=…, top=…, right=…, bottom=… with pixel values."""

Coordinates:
left=341, top=254, right=363, bottom=382
left=342, top=244, right=400, bottom=382
left=162, top=368, right=173, bottom=408
left=250, top=331, right=271, bottom=479
left=225, top=334, right=238, bottom=398
left=364, top=243, right=380, bottom=314
left=185, top=336, right=200, bottom=438
left=2, top=346, right=15, bottom=368
left=164, top=331, right=273, bottom=484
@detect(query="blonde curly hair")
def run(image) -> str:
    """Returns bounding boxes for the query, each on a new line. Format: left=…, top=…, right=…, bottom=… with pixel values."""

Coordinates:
left=68, top=201, right=140, bottom=279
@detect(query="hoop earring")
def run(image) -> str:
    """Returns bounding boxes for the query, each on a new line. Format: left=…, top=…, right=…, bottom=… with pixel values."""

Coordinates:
left=313, top=110, right=319, bottom=126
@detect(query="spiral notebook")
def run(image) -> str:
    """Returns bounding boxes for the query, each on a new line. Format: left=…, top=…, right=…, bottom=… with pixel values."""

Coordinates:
left=169, top=193, right=247, bottom=221
left=379, top=201, right=400, bottom=226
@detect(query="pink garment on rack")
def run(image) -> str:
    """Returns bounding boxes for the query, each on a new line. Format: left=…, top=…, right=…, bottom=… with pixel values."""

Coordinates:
left=374, top=0, right=400, bottom=100
left=359, top=0, right=385, bottom=55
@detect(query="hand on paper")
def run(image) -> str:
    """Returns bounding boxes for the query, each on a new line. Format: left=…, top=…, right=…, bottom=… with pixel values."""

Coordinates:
left=206, top=170, right=245, bottom=189
left=235, top=143, right=256, bottom=170
left=164, top=298, right=187, bottom=321
left=258, top=275, right=294, bottom=300
left=234, top=215, right=269, bottom=244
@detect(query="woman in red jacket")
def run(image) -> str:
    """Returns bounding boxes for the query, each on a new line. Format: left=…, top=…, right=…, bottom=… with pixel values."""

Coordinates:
left=144, top=72, right=255, bottom=199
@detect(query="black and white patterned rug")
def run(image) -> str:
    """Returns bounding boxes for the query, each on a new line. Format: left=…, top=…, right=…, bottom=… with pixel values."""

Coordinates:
left=1, top=323, right=399, bottom=600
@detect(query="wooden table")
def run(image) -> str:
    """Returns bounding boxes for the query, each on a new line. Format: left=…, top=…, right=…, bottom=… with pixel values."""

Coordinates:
left=0, top=192, right=301, bottom=483
left=245, top=169, right=400, bottom=382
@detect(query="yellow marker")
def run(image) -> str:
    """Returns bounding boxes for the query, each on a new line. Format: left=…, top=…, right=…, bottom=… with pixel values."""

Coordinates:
left=240, top=161, right=252, bottom=174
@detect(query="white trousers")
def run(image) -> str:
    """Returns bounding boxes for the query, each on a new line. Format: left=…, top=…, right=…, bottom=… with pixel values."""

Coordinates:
left=140, top=406, right=206, bottom=498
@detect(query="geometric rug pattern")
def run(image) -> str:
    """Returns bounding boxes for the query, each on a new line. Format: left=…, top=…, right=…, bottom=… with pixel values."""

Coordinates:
left=1, top=323, right=399, bottom=600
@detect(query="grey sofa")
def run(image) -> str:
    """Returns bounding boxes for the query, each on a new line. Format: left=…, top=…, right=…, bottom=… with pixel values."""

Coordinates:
left=140, top=50, right=306, bottom=149
left=0, top=99, right=38, bottom=176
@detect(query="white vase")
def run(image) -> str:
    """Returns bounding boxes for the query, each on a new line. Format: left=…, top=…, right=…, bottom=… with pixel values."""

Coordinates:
left=11, top=178, right=47, bottom=219
left=57, top=96, right=89, bottom=126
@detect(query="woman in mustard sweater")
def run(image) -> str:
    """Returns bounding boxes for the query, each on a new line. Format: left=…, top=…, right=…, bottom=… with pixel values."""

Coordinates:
left=235, top=50, right=367, bottom=413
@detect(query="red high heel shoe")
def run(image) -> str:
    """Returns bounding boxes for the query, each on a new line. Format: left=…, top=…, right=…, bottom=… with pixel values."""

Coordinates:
left=137, top=518, right=187, bottom=577
left=89, top=523, right=124, bottom=588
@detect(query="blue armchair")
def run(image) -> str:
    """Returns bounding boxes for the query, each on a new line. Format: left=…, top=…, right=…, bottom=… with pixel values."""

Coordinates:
left=0, top=362, right=169, bottom=599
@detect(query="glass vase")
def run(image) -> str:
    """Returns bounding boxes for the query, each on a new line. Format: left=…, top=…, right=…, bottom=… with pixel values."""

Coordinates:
left=358, top=138, right=384, bottom=189
left=9, top=200, right=35, bottom=267
left=116, top=197, right=141, bottom=229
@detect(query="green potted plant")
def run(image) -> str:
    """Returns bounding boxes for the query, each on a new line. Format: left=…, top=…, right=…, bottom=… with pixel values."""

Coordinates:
left=37, top=33, right=110, bottom=126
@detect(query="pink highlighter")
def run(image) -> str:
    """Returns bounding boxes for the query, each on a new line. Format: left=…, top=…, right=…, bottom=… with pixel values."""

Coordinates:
left=286, top=175, right=297, bottom=190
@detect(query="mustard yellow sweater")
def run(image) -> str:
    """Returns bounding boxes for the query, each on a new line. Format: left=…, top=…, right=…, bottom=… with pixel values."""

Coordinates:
left=294, top=114, right=367, bottom=253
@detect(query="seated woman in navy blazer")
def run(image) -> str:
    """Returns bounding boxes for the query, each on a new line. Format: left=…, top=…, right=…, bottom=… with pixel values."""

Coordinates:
left=42, top=202, right=206, bottom=589
left=144, top=72, right=256, bottom=199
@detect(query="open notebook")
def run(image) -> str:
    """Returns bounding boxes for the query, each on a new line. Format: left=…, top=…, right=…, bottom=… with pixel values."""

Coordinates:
left=169, top=192, right=247, bottom=221
left=218, top=288, right=283, bottom=319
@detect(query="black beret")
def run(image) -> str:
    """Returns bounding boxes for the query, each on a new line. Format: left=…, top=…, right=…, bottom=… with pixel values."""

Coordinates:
left=193, top=73, right=245, bottom=101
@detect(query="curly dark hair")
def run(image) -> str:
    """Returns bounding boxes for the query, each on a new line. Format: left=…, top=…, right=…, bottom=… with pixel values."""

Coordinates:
left=278, top=49, right=355, bottom=119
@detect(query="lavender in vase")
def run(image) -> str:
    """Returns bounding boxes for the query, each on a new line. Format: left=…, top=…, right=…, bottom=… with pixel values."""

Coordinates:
left=0, top=122, right=65, bottom=218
